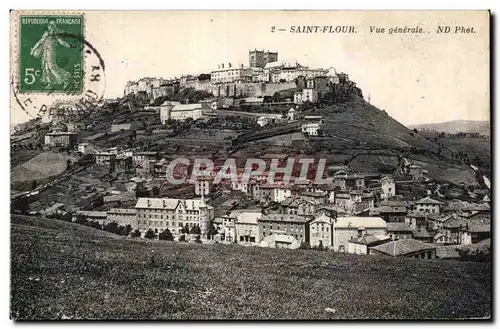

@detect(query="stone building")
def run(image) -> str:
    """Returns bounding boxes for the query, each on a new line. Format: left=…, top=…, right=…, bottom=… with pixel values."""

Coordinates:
left=134, top=196, right=214, bottom=235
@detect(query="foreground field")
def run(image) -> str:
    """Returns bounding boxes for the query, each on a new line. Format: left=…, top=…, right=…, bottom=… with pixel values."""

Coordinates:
left=11, top=216, right=491, bottom=320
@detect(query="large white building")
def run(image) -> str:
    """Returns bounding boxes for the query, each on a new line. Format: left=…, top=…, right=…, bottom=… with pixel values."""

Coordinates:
left=294, top=88, right=319, bottom=104
left=210, top=63, right=252, bottom=84
left=134, top=197, right=214, bottom=235
left=159, top=101, right=204, bottom=123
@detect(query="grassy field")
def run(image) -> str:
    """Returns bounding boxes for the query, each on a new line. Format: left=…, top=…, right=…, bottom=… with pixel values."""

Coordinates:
left=11, top=215, right=491, bottom=320
left=11, top=152, right=77, bottom=184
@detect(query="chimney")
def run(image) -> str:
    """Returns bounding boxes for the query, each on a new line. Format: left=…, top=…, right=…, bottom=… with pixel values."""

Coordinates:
left=163, top=200, right=166, bottom=208
left=147, top=199, right=151, bottom=207
left=221, top=63, right=224, bottom=69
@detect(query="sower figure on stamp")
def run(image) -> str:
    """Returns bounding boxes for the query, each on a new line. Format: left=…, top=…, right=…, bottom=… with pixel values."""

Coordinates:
left=30, top=20, right=71, bottom=90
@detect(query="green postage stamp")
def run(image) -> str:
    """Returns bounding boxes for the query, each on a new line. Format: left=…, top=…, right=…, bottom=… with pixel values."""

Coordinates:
left=18, top=15, right=84, bottom=94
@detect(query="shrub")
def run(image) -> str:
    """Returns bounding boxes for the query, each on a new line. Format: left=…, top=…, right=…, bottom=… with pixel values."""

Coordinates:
left=131, top=229, right=142, bottom=238
left=158, top=229, right=174, bottom=241
left=144, top=229, right=157, bottom=240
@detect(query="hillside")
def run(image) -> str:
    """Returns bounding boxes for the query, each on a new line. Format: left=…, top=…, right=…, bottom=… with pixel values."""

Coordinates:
left=11, top=215, right=491, bottom=320
left=409, top=120, right=490, bottom=136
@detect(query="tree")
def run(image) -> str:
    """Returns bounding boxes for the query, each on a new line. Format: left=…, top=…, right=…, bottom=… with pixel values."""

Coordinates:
left=179, top=234, right=186, bottom=242
left=189, top=224, right=201, bottom=235
left=131, top=229, right=142, bottom=238
left=194, top=235, right=202, bottom=243
left=152, top=185, right=160, bottom=197
left=206, top=223, right=218, bottom=239
left=144, top=229, right=157, bottom=240
left=124, top=224, right=133, bottom=236
left=31, top=180, right=37, bottom=190
left=158, top=228, right=174, bottom=241
left=181, top=223, right=190, bottom=234
left=104, top=222, right=119, bottom=234
left=66, top=159, right=72, bottom=170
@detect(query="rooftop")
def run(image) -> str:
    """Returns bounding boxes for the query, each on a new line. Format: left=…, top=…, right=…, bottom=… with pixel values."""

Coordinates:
left=386, top=222, right=412, bottom=232
left=370, top=239, right=435, bottom=256
left=349, top=234, right=391, bottom=245
left=335, top=216, right=386, bottom=229
left=415, top=197, right=443, bottom=205
left=260, top=214, right=310, bottom=223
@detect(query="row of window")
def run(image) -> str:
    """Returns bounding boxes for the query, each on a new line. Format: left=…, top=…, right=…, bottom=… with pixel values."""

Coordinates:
left=137, top=213, right=200, bottom=220
left=137, top=220, right=200, bottom=228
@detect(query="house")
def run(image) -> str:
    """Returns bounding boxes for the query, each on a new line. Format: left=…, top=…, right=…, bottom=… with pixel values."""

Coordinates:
left=134, top=197, right=214, bottom=235
left=347, top=234, right=392, bottom=255
left=235, top=210, right=263, bottom=245
left=369, top=239, right=436, bottom=259
left=125, top=177, right=145, bottom=192
left=106, top=208, right=137, bottom=227
left=132, top=151, right=159, bottom=165
left=405, top=210, right=427, bottom=230
left=301, top=116, right=323, bottom=136
left=309, top=211, right=335, bottom=248
left=408, top=165, right=424, bottom=181
left=136, top=160, right=155, bottom=177
left=160, top=101, right=204, bottom=123
left=369, top=205, right=407, bottom=223
left=273, top=185, right=293, bottom=203
left=460, top=223, right=491, bottom=245
left=415, top=197, right=443, bottom=214
left=332, top=216, right=387, bottom=252
left=153, top=159, right=169, bottom=179
left=44, top=131, right=78, bottom=148
left=280, top=196, right=320, bottom=216
left=95, top=152, right=116, bottom=167
left=380, top=176, right=396, bottom=200
left=412, top=228, right=436, bottom=243
left=259, top=213, right=311, bottom=244
left=333, top=173, right=366, bottom=190
left=195, top=177, right=212, bottom=196
left=441, top=217, right=467, bottom=244
left=294, top=88, right=319, bottom=104
left=114, top=155, right=133, bottom=173
left=386, top=222, right=413, bottom=240
left=220, top=212, right=238, bottom=243
left=77, top=142, right=94, bottom=154
left=426, top=214, right=453, bottom=231
left=335, top=191, right=374, bottom=214
left=259, top=234, right=301, bottom=249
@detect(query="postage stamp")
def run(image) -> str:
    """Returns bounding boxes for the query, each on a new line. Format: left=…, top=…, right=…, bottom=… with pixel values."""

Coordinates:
left=19, top=15, right=84, bottom=94
left=11, top=11, right=106, bottom=123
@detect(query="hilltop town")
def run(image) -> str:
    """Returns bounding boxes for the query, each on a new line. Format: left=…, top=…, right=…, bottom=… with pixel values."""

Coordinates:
left=11, top=48, right=491, bottom=261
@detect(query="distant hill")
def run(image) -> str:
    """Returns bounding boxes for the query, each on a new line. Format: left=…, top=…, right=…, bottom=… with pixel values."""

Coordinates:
left=408, top=120, right=490, bottom=136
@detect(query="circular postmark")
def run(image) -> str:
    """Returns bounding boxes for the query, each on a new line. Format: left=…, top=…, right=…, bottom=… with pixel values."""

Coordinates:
left=12, top=16, right=106, bottom=123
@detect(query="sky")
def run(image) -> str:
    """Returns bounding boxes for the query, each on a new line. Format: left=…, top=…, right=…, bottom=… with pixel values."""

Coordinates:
left=10, top=10, right=490, bottom=126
